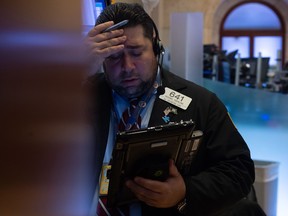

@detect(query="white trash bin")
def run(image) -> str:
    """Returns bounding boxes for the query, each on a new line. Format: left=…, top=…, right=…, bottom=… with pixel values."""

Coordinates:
left=253, top=160, right=280, bottom=216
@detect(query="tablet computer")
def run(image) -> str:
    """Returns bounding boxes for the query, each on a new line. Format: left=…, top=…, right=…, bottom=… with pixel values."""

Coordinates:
left=106, top=120, right=203, bottom=207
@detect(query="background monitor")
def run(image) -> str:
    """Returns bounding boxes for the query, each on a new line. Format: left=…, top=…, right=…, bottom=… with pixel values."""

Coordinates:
left=82, top=0, right=110, bottom=36
left=95, top=0, right=110, bottom=20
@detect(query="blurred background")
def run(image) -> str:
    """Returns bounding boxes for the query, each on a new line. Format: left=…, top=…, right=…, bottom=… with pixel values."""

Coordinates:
left=0, top=0, right=93, bottom=215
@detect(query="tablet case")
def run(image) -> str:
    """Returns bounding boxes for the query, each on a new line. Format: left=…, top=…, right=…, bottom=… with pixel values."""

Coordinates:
left=106, top=120, right=203, bottom=207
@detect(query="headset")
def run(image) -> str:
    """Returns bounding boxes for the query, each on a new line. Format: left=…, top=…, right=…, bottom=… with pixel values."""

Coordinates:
left=151, top=20, right=165, bottom=57
left=151, top=19, right=165, bottom=69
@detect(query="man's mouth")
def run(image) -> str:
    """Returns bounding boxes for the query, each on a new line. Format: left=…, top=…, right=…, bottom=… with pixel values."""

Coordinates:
left=121, top=78, right=139, bottom=87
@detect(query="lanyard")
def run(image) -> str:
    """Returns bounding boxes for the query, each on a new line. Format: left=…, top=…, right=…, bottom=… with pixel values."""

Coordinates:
left=125, top=81, right=159, bottom=129
left=112, top=81, right=159, bottom=132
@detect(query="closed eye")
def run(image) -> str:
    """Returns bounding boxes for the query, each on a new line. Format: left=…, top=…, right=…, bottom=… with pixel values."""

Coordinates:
left=107, top=52, right=123, bottom=61
left=131, top=52, right=142, bottom=57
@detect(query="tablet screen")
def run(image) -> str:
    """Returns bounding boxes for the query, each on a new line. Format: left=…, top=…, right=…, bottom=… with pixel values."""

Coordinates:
left=106, top=120, right=202, bottom=207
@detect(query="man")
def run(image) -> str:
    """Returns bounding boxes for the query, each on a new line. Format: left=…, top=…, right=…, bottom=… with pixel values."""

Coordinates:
left=85, top=3, right=266, bottom=216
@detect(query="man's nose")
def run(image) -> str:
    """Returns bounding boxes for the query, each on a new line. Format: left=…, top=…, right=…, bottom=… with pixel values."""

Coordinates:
left=121, top=54, right=135, bottom=72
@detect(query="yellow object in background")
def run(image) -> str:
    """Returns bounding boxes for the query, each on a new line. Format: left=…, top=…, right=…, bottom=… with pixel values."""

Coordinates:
left=99, top=164, right=112, bottom=195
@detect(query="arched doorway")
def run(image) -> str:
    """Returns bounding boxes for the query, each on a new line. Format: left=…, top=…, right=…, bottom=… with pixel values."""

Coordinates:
left=220, top=2, right=285, bottom=67
left=212, top=0, right=288, bottom=67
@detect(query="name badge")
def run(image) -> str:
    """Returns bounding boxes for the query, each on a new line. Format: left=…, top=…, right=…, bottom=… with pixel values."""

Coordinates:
left=159, top=87, right=192, bottom=110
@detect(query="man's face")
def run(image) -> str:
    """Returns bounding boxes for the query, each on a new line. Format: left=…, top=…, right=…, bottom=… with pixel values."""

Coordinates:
left=103, top=25, right=158, bottom=99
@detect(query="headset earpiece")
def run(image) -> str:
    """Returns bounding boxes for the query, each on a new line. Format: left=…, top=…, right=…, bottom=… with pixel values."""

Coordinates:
left=153, top=38, right=165, bottom=57
left=151, top=19, right=165, bottom=57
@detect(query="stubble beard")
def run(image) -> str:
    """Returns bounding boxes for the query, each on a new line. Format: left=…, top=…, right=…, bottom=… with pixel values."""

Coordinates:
left=113, top=76, right=155, bottom=99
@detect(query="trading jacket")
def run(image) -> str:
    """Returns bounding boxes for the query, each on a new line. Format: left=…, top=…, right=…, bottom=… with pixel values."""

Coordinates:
left=88, top=69, right=255, bottom=216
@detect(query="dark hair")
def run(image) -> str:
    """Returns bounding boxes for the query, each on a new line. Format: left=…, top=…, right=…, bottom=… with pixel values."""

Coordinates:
left=96, top=3, right=159, bottom=43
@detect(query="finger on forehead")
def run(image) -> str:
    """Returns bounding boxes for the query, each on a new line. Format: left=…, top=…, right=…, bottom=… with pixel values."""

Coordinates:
left=88, top=21, right=114, bottom=37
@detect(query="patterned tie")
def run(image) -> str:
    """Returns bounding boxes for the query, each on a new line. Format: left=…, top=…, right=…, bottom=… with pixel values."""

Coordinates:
left=118, top=98, right=142, bottom=131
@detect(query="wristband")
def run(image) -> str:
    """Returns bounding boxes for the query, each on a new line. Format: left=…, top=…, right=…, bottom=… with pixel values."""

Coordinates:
left=176, top=198, right=187, bottom=214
